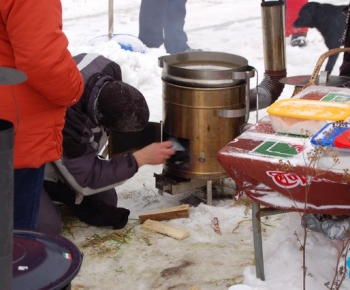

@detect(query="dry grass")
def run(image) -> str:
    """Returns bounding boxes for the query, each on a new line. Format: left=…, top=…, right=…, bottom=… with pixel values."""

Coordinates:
left=56, top=203, right=136, bottom=256
left=79, top=229, right=131, bottom=249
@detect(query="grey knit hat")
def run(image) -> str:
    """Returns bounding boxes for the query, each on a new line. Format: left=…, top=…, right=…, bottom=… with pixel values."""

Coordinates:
left=96, top=80, right=149, bottom=132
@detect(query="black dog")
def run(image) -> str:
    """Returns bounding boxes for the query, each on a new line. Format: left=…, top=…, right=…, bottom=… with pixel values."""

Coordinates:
left=293, top=2, right=347, bottom=74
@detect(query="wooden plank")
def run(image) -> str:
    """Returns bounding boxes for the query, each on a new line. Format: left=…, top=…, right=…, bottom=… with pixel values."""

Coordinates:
left=139, top=204, right=190, bottom=223
left=141, top=219, right=189, bottom=240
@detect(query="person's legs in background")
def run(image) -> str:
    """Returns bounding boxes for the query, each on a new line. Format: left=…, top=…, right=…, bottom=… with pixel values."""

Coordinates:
left=138, top=0, right=166, bottom=49
left=14, top=165, right=45, bottom=229
left=163, top=0, right=190, bottom=53
left=285, top=0, right=308, bottom=47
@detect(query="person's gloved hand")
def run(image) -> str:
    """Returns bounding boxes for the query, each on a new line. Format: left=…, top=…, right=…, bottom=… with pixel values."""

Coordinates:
left=132, top=141, right=176, bottom=167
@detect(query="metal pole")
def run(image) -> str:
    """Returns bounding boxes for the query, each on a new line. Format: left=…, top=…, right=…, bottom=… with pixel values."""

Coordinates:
left=252, top=201, right=265, bottom=280
left=108, top=0, right=114, bottom=40
left=207, top=180, right=212, bottom=206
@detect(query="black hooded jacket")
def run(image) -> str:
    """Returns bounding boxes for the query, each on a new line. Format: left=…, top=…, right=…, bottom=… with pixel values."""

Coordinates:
left=46, top=53, right=139, bottom=196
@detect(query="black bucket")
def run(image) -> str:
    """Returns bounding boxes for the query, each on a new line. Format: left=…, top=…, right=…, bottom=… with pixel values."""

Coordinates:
left=0, top=119, right=14, bottom=290
left=13, top=229, right=83, bottom=290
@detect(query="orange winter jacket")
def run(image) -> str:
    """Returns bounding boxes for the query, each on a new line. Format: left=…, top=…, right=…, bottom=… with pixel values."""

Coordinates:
left=0, top=0, right=83, bottom=169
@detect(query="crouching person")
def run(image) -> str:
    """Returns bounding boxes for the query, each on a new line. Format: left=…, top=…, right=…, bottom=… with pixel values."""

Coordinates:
left=36, top=53, right=176, bottom=234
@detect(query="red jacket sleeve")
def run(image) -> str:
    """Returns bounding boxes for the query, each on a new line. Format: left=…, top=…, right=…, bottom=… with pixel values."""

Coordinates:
left=3, top=0, right=83, bottom=107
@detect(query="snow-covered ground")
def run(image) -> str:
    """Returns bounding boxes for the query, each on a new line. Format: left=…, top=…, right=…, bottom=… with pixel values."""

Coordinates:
left=58, top=0, right=350, bottom=289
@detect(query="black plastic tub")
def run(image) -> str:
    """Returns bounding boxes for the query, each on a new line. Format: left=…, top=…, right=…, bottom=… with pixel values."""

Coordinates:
left=13, top=229, right=83, bottom=290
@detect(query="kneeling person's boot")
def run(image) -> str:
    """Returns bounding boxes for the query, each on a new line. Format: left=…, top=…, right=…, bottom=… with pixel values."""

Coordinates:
left=74, top=203, right=130, bottom=229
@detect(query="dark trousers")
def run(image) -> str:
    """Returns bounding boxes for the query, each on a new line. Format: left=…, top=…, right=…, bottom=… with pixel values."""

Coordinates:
left=14, top=165, right=45, bottom=229
left=41, top=180, right=130, bottom=230
left=139, top=0, right=190, bottom=53
left=36, top=188, right=62, bottom=234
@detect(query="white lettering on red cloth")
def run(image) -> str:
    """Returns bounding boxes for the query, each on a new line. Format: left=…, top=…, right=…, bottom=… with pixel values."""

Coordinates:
left=266, top=171, right=332, bottom=189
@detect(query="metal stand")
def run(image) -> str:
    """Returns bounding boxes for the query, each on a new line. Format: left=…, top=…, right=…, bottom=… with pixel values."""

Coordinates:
left=252, top=201, right=265, bottom=280
left=251, top=200, right=288, bottom=280
left=154, top=173, right=216, bottom=205
left=206, top=180, right=212, bottom=206
left=154, top=173, right=207, bottom=195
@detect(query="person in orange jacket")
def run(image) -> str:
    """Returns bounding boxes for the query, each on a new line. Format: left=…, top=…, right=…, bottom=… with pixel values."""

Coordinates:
left=0, top=0, right=84, bottom=230
left=285, top=0, right=309, bottom=47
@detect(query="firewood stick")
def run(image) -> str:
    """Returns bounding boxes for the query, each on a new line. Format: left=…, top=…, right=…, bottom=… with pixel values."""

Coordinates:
left=141, top=219, right=189, bottom=240
left=139, top=204, right=190, bottom=223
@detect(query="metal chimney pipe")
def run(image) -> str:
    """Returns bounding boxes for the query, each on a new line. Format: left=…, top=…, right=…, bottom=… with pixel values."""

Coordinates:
left=0, top=66, right=26, bottom=290
left=261, top=0, right=286, bottom=71
left=249, top=0, right=287, bottom=111
left=0, top=119, right=14, bottom=290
